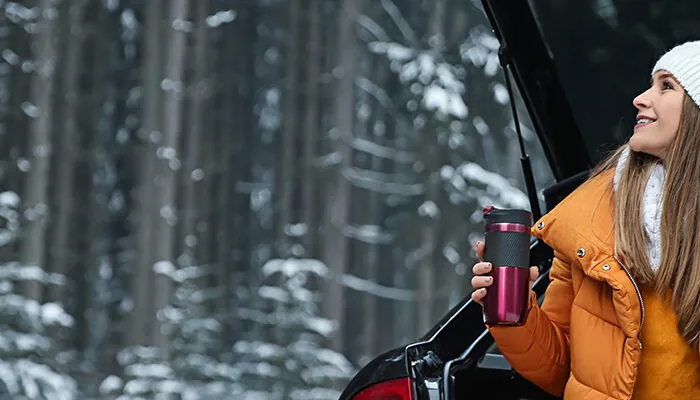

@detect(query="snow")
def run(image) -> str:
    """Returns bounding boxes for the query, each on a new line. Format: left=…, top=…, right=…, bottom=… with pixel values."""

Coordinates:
left=258, top=285, right=289, bottom=303
left=250, top=188, right=271, bottom=211
left=233, top=341, right=284, bottom=360
left=153, top=260, right=176, bottom=276
left=343, top=224, right=393, bottom=244
left=171, top=19, right=193, bottom=33
left=284, top=223, right=308, bottom=237
left=191, top=168, right=204, bottom=181
left=595, top=0, right=619, bottom=27
left=342, top=273, right=415, bottom=301
left=0, top=49, right=19, bottom=66
left=206, top=10, right=237, bottom=28
left=370, top=38, right=469, bottom=119
left=350, top=137, right=417, bottom=164
left=124, top=363, right=173, bottom=379
left=302, top=316, right=336, bottom=338
left=23, top=203, right=48, bottom=221
left=40, top=302, right=74, bottom=327
left=317, top=151, right=342, bottom=167
left=184, top=234, right=198, bottom=247
left=368, top=41, right=415, bottom=61
left=0, top=263, right=65, bottom=285
left=418, top=200, right=440, bottom=219
left=344, top=166, right=424, bottom=196
left=171, top=265, right=205, bottom=283
left=160, top=78, right=184, bottom=93
left=262, top=258, right=328, bottom=279
left=457, top=162, right=530, bottom=209
left=2, top=332, right=49, bottom=353
left=17, top=158, right=31, bottom=172
left=493, top=83, right=510, bottom=105
left=423, top=84, right=468, bottom=118
left=99, top=375, right=124, bottom=394
left=472, top=116, right=490, bottom=135
left=290, top=388, right=343, bottom=400
left=0, top=191, right=19, bottom=208
left=443, top=246, right=461, bottom=265
left=8, top=360, right=77, bottom=400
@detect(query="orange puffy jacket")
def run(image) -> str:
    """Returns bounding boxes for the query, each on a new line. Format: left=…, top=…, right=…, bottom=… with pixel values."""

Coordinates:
left=487, top=170, right=649, bottom=399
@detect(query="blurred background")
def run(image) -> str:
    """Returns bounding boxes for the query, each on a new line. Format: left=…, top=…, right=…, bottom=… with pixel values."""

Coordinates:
left=0, top=0, right=562, bottom=398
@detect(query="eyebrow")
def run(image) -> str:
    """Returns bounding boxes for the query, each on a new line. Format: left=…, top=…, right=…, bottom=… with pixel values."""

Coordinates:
left=650, top=73, right=677, bottom=86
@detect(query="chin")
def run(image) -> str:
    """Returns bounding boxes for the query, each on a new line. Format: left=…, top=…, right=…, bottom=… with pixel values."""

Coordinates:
left=628, top=136, right=644, bottom=153
left=628, top=139, right=662, bottom=159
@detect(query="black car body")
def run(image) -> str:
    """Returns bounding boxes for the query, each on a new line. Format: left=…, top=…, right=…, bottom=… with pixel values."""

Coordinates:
left=339, top=1, right=700, bottom=399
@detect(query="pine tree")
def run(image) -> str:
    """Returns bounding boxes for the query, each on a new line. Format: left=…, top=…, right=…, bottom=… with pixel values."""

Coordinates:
left=233, top=258, right=355, bottom=400
left=0, top=191, right=78, bottom=399
left=100, top=261, right=239, bottom=399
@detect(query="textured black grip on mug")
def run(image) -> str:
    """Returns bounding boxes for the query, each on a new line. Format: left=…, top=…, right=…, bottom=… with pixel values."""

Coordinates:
left=483, top=207, right=532, bottom=268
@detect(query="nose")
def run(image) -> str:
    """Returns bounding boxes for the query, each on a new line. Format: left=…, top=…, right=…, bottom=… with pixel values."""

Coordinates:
left=633, top=88, right=652, bottom=110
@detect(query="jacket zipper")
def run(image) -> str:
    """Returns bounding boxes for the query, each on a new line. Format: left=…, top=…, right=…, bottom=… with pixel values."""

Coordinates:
left=614, top=255, right=645, bottom=346
left=613, top=255, right=645, bottom=400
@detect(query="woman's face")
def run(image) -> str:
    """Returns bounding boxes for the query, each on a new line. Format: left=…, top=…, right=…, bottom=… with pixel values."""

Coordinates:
left=630, top=70, right=685, bottom=160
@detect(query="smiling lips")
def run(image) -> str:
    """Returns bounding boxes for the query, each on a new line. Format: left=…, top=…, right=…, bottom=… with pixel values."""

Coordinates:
left=635, top=116, right=656, bottom=130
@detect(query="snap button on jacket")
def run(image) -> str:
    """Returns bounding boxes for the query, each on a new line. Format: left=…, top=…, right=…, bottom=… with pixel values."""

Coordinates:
left=487, top=170, right=648, bottom=399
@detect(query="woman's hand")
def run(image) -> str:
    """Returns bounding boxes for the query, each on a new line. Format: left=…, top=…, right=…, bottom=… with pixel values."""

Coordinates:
left=470, top=241, right=540, bottom=305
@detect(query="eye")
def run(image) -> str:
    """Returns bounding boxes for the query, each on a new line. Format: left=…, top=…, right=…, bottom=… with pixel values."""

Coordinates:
left=662, top=81, right=674, bottom=90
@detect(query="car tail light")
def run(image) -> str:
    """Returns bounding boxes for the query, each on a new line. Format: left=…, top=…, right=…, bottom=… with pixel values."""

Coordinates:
left=352, top=378, right=414, bottom=400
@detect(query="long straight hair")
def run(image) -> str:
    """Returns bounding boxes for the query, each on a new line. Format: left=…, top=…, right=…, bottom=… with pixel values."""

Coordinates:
left=591, top=94, right=700, bottom=346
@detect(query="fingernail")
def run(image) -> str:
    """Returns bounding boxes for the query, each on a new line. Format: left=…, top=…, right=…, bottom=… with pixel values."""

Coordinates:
left=487, top=263, right=492, bottom=270
left=487, top=276, right=493, bottom=282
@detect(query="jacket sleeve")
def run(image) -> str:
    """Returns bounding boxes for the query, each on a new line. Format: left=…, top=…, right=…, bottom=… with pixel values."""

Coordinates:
left=486, top=253, right=573, bottom=397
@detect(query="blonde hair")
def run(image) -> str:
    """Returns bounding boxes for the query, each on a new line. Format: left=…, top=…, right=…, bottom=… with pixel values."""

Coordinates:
left=591, top=94, right=700, bottom=346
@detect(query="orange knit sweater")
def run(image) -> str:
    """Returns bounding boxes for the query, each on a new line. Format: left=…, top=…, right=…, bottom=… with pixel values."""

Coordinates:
left=631, top=285, right=700, bottom=399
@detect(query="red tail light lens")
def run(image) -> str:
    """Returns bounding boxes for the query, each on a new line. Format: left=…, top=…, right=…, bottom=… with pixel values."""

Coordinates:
left=353, top=378, right=414, bottom=400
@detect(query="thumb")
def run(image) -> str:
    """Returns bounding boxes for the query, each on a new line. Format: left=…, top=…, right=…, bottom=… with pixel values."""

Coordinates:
left=528, top=266, right=539, bottom=290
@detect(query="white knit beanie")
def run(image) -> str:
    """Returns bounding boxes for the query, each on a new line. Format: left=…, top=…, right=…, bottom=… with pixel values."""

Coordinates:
left=652, top=40, right=700, bottom=108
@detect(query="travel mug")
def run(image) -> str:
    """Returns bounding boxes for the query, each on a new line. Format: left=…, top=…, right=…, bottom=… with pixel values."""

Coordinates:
left=482, top=206, right=533, bottom=326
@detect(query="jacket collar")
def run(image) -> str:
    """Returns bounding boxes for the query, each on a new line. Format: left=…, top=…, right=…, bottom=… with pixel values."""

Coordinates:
left=531, top=169, right=616, bottom=271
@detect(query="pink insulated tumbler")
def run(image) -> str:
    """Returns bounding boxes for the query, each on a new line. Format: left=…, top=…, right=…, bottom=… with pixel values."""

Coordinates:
left=482, top=206, right=533, bottom=326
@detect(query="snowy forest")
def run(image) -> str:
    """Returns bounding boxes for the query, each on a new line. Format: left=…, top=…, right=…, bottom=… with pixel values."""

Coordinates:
left=0, top=0, right=561, bottom=398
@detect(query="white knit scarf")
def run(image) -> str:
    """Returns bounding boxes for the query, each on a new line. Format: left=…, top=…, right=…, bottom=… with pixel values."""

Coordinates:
left=612, top=145, right=665, bottom=272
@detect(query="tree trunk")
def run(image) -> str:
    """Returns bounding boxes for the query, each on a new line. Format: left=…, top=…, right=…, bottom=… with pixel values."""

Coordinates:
left=49, top=0, right=88, bottom=305
left=321, top=0, right=361, bottom=353
left=301, top=0, right=321, bottom=257
left=20, top=0, right=59, bottom=300
left=276, top=0, right=301, bottom=257
left=129, top=0, right=163, bottom=348
left=417, top=0, right=446, bottom=334
left=227, top=1, right=257, bottom=342
left=181, top=0, right=210, bottom=269
left=151, top=0, right=189, bottom=355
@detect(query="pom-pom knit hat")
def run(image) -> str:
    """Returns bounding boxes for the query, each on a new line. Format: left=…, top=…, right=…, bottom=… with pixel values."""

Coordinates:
left=652, top=40, right=700, bottom=108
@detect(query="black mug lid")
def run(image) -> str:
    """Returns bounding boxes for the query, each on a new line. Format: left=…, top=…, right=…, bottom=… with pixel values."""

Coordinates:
left=483, top=206, right=533, bottom=226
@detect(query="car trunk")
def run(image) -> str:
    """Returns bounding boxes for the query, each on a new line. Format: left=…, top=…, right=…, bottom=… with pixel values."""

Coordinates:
left=340, top=1, right=700, bottom=399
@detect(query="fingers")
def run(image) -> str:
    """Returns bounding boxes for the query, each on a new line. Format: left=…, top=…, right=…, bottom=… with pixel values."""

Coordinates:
left=471, top=287, right=487, bottom=305
left=476, top=241, right=485, bottom=261
left=471, top=261, right=493, bottom=306
left=472, top=261, right=492, bottom=276
left=471, top=274, right=493, bottom=290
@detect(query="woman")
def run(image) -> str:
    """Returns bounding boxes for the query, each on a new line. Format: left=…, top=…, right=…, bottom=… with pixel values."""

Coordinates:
left=471, top=40, right=700, bottom=399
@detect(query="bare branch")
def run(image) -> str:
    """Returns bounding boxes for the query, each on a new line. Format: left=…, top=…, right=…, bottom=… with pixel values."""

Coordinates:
left=381, top=0, right=417, bottom=45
